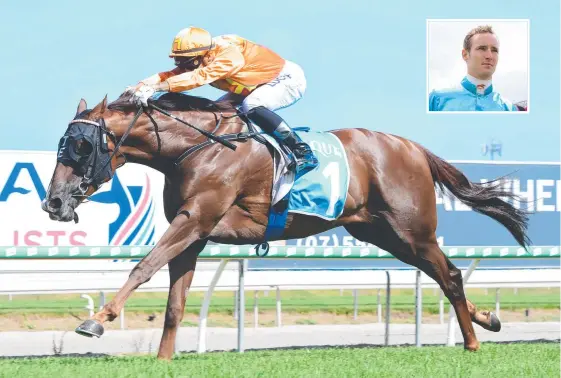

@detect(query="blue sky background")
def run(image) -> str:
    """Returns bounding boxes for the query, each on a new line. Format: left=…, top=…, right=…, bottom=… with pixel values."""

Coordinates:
left=1, top=0, right=559, bottom=162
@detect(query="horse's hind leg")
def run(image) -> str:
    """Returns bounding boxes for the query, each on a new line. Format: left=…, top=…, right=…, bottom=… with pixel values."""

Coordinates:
left=451, top=257, right=501, bottom=332
left=345, top=222, right=494, bottom=351
left=385, top=229, right=501, bottom=334
left=420, top=247, right=501, bottom=333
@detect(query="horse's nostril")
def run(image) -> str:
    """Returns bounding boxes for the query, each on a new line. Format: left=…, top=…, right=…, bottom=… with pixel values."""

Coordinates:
left=49, top=198, right=63, bottom=210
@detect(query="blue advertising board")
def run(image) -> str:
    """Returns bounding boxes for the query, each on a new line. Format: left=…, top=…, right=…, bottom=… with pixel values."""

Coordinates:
left=287, top=161, right=560, bottom=248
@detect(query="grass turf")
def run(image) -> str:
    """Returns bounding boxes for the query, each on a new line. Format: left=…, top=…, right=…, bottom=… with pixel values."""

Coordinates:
left=0, top=342, right=559, bottom=378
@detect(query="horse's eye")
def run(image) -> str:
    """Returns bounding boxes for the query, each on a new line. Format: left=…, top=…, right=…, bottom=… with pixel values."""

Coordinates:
left=76, top=139, right=93, bottom=157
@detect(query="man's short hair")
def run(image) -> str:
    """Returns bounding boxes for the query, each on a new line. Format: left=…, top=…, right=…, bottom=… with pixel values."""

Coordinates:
left=463, top=25, right=495, bottom=52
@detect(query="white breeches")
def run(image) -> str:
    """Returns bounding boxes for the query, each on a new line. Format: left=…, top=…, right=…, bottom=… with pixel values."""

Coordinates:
left=218, top=60, right=307, bottom=113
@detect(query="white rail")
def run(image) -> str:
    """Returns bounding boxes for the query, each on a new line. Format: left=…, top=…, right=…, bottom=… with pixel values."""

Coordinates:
left=1, top=259, right=558, bottom=353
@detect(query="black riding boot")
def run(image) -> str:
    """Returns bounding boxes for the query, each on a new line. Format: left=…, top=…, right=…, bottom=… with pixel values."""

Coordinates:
left=247, top=106, right=318, bottom=175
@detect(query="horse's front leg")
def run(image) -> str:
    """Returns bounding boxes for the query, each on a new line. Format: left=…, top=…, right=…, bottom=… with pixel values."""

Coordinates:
left=75, top=190, right=230, bottom=338
left=157, top=239, right=207, bottom=360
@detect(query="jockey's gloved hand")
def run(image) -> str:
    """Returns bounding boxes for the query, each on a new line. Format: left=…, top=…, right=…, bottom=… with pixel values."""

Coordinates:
left=124, top=83, right=145, bottom=95
left=131, top=85, right=155, bottom=107
left=124, top=86, right=137, bottom=95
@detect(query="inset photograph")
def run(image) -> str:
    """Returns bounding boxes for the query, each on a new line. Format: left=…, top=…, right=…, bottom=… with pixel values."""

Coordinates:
left=427, top=19, right=529, bottom=112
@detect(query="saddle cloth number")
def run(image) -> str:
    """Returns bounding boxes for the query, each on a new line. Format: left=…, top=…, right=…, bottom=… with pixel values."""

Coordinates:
left=322, top=161, right=340, bottom=217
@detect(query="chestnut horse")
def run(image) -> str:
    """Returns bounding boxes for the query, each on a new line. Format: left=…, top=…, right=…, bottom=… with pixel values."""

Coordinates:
left=42, top=92, right=529, bottom=360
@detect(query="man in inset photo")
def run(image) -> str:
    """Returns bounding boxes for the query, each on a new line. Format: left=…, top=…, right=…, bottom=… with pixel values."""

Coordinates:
left=429, top=25, right=520, bottom=112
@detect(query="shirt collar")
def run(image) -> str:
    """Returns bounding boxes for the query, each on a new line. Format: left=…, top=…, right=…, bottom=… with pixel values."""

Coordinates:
left=461, top=75, right=493, bottom=96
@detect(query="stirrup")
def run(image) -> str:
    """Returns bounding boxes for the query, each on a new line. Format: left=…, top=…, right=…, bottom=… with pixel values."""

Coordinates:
left=292, top=151, right=318, bottom=175
left=296, top=157, right=319, bottom=173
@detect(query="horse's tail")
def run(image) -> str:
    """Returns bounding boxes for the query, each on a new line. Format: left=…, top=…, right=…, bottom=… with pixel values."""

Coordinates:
left=420, top=146, right=531, bottom=249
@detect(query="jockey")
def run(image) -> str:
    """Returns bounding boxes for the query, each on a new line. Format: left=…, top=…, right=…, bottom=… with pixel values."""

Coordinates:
left=128, top=26, right=318, bottom=175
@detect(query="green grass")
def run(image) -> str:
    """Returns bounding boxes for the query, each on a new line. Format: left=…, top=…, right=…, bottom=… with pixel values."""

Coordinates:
left=0, top=343, right=558, bottom=378
left=1, top=288, right=559, bottom=316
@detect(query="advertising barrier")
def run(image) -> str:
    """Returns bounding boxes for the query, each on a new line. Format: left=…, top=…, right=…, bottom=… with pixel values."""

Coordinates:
left=1, top=151, right=559, bottom=248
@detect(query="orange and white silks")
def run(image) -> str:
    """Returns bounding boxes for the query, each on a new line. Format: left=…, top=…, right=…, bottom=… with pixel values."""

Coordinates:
left=141, top=35, right=285, bottom=95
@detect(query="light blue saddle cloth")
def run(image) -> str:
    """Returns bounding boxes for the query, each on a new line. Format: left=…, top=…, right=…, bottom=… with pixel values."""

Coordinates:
left=287, top=130, right=350, bottom=220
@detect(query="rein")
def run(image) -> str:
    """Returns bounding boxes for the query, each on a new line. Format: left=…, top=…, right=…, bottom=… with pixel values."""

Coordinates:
left=146, top=103, right=265, bottom=166
left=75, top=102, right=265, bottom=192
left=149, top=103, right=238, bottom=151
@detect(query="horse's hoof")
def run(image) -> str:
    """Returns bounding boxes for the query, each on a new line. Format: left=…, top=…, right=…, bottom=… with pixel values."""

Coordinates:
left=488, top=312, right=501, bottom=332
left=464, top=341, right=480, bottom=352
left=75, top=319, right=104, bottom=338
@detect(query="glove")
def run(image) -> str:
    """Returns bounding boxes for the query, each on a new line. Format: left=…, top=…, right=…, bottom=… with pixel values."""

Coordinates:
left=124, top=85, right=136, bottom=95
left=132, top=85, right=155, bottom=106
left=124, top=83, right=144, bottom=95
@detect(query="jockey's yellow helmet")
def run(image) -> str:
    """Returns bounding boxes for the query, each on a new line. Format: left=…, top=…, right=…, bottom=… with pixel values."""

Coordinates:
left=169, top=27, right=213, bottom=58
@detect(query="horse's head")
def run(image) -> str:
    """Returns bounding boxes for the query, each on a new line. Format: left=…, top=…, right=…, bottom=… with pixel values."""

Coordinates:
left=42, top=96, right=122, bottom=223
left=42, top=91, right=243, bottom=223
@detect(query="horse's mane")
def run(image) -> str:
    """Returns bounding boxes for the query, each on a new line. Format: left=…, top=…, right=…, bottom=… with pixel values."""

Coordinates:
left=107, top=92, right=238, bottom=114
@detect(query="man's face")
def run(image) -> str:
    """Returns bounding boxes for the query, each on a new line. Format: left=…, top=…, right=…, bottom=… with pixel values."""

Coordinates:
left=462, top=33, right=499, bottom=80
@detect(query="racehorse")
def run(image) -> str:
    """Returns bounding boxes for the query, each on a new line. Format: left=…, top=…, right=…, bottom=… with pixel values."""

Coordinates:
left=42, top=92, right=530, bottom=360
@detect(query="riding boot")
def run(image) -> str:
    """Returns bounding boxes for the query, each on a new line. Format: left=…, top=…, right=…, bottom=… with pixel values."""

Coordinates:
left=247, top=106, right=318, bottom=175
left=280, top=131, right=319, bottom=175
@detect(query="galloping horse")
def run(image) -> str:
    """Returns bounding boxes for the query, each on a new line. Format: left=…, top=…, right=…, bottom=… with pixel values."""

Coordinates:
left=42, top=92, right=529, bottom=360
